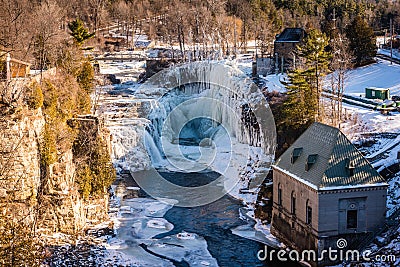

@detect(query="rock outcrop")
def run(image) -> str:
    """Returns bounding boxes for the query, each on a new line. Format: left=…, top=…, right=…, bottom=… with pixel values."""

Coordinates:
left=0, top=106, right=110, bottom=234
left=0, top=108, right=44, bottom=201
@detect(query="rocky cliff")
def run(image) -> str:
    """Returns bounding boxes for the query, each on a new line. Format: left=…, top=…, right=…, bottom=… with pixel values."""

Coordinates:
left=0, top=88, right=111, bottom=235
left=0, top=108, right=44, bottom=201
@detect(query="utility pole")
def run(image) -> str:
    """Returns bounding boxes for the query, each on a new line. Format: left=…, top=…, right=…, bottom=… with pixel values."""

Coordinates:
left=384, top=28, right=386, bottom=47
left=390, top=17, right=393, bottom=65
left=234, top=15, right=237, bottom=57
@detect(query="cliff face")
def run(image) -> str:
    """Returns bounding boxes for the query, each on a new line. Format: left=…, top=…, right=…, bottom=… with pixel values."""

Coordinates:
left=0, top=108, right=44, bottom=201
left=0, top=106, right=110, bottom=234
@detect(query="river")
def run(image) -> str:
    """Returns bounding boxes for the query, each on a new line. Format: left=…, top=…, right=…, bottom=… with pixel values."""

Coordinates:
left=112, top=170, right=300, bottom=267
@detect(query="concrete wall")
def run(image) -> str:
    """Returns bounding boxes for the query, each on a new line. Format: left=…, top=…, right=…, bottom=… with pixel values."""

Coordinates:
left=256, top=57, right=273, bottom=76
left=272, top=168, right=319, bottom=230
left=318, top=187, right=387, bottom=236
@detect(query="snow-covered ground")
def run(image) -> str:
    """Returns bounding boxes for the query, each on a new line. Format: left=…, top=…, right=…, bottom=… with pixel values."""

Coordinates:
left=378, top=48, right=400, bottom=60
left=259, top=58, right=400, bottom=97
left=340, top=59, right=400, bottom=97
left=335, top=60, right=400, bottom=267
left=260, top=73, right=287, bottom=93
left=228, top=57, right=400, bottom=267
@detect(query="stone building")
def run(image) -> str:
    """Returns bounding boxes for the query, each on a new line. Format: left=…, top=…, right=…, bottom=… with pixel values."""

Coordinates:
left=273, top=28, right=305, bottom=72
left=271, top=122, right=388, bottom=265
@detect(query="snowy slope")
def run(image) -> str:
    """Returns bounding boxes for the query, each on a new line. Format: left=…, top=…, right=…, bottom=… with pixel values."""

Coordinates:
left=335, top=59, right=400, bottom=97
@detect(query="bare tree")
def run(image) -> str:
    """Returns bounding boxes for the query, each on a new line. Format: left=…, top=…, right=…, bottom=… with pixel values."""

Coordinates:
left=329, top=33, right=351, bottom=128
left=0, top=0, right=33, bottom=59
left=30, top=1, right=65, bottom=74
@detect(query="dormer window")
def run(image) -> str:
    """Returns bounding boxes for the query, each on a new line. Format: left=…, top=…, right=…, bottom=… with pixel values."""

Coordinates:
left=291, top=147, right=303, bottom=163
left=345, top=158, right=355, bottom=176
left=305, top=154, right=318, bottom=171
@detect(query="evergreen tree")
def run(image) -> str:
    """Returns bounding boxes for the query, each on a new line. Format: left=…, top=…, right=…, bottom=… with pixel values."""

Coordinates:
left=296, top=29, right=331, bottom=120
left=68, top=19, right=95, bottom=46
left=77, top=60, right=95, bottom=93
left=345, top=16, right=377, bottom=66
left=281, top=69, right=315, bottom=130
left=280, top=29, right=331, bottom=143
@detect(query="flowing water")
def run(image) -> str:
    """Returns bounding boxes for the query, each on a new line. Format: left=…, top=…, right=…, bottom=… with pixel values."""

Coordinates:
left=124, top=171, right=300, bottom=267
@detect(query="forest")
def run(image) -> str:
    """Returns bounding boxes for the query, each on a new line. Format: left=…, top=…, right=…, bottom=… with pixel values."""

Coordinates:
left=0, top=0, right=399, bottom=266
left=1, top=0, right=399, bottom=67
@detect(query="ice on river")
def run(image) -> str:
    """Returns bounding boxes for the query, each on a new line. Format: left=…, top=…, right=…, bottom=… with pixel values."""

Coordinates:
left=106, top=191, right=219, bottom=266
left=231, top=222, right=283, bottom=249
left=147, top=232, right=219, bottom=267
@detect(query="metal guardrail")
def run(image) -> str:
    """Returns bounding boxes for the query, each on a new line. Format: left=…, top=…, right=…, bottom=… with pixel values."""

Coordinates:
left=376, top=53, right=400, bottom=65
left=94, top=55, right=147, bottom=62
left=322, top=91, right=375, bottom=109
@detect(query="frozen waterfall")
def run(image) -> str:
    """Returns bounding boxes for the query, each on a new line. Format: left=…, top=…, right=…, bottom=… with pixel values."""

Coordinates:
left=101, top=61, right=276, bottom=199
left=144, top=130, right=163, bottom=168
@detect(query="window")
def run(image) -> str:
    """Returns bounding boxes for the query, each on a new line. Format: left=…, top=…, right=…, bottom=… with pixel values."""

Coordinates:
left=291, top=147, right=303, bottom=163
left=347, top=210, right=358, bottom=229
left=371, top=90, right=375, bottom=97
left=306, top=154, right=318, bottom=171
left=278, top=183, right=282, bottom=206
left=345, top=158, right=355, bottom=176
left=306, top=206, right=312, bottom=225
left=306, top=200, right=312, bottom=225
left=291, top=192, right=296, bottom=215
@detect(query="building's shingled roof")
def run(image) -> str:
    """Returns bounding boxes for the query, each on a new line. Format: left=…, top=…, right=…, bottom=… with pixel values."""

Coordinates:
left=275, top=28, right=305, bottom=43
left=274, top=122, right=387, bottom=190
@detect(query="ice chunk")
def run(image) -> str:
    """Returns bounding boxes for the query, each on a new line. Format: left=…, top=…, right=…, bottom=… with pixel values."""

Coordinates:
left=146, top=232, right=218, bottom=267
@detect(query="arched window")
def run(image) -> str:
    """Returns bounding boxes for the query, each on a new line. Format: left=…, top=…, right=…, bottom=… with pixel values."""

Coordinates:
left=277, top=183, right=282, bottom=206
left=306, top=199, right=312, bottom=225
left=291, top=191, right=296, bottom=215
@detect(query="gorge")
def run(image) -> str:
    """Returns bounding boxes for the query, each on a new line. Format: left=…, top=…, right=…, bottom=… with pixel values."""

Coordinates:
left=98, top=60, right=288, bottom=266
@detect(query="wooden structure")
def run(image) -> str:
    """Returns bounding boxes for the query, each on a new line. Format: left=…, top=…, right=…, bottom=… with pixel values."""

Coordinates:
left=1, top=53, right=31, bottom=80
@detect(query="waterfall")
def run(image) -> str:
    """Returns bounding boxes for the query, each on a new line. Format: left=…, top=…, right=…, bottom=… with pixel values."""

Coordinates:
left=144, top=130, right=163, bottom=167
left=102, top=61, right=276, bottom=179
